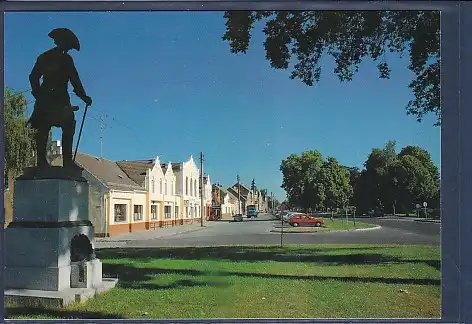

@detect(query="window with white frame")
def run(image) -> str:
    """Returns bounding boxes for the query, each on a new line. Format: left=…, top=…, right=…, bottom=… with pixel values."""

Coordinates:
left=160, top=179, right=162, bottom=194
left=152, top=179, right=155, bottom=193
left=165, top=180, right=168, bottom=195
left=186, top=177, right=189, bottom=195
left=164, top=206, right=171, bottom=219
left=175, top=206, right=179, bottom=218
left=186, top=206, right=189, bottom=217
left=151, top=205, right=158, bottom=220
left=133, top=205, right=143, bottom=221
left=190, top=178, right=193, bottom=196
left=114, top=204, right=127, bottom=222
left=194, top=180, right=197, bottom=197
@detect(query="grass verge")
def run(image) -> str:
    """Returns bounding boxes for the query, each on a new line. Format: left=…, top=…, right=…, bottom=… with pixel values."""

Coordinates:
left=5, top=244, right=440, bottom=320
left=270, top=219, right=377, bottom=233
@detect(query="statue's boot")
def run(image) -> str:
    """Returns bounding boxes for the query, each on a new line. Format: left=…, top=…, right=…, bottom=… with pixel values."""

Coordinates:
left=36, top=129, right=50, bottom=168
left=62, top=127, right=79, bottom=169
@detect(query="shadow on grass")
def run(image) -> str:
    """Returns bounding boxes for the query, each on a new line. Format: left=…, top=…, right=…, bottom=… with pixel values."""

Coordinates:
left=97, top=246, right=440, bottom=271
left=5, top=308, right=123, bottom=319
left=102, top=263, right=230, bottom=290
left=102, top=263, right=440, bottom=287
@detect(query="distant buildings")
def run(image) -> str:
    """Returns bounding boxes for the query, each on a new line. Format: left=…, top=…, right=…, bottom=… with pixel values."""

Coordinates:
left=210, top=181, right=269, bottom=219
left=3, top=137, right=271, bottom=236
left=20, top=139, right=207, bottom=237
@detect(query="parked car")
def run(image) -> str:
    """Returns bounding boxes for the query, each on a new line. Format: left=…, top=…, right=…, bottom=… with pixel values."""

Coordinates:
left=282, top=212, right=306, bottom=222
left=277, top=211, right=288, bottom=220
left=232, top=214, right=244, bottom=222
left=281, top=212, right=297, bottom=222
left=288, top=214, right=324, bottom=227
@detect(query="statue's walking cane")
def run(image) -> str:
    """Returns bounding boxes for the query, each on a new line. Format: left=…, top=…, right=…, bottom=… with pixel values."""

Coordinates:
left=73, top=103, right=90, bottom=162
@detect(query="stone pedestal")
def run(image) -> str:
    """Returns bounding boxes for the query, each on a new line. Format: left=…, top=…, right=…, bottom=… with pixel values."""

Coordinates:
left=4, top=166, right=118, bottom=308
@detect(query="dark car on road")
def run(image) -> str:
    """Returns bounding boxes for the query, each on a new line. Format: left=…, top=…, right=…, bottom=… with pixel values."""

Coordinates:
left=232, top=214, right=244, bottom=222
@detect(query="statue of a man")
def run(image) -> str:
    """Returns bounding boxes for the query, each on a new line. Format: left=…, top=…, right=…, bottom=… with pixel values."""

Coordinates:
left=28, top=28, right=92, bottom=169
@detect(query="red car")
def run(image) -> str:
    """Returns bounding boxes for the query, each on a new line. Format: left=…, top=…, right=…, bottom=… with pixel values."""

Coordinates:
left=288, top=214, right=324, bottom=227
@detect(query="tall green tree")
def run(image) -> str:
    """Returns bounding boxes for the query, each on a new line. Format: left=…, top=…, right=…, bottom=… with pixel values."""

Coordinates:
left=354, top=141, right=439, bottom=215
left=298, top=150, right=325, bottom=211
left=342, top=166, right=361, bottom=206
left=398, top=145, right=439, bottom=184
left=393, top=147, right=440, bottom=210
left=251, top=178, right=256, bottom=192
left=353, top=169, right=372, bottom=214
left=260, top=189, right=268, bottom=199
left=280, top=151, right=352, bottom=212
left=4, top=86, right=36, bottom=181
left=361, top=140, right=399, bottom=214
left=320, top=157, right=352, bottom=210
left=222, top=11, right=440, bottom=125
left=280, top=153, right=304, bottom=206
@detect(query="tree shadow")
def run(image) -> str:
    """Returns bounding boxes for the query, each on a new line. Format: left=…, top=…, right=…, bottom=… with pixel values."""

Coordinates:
left=419, top=259, right=441, bottom=271
left=102, top=263, right=229, bottom=291
left=5, top=308, right=123, bottom=319
left=97, top=246, right=440, bottom=272
left=102, top=263, right=440, bottom=287
left=121, top=279, right=229, bottom=290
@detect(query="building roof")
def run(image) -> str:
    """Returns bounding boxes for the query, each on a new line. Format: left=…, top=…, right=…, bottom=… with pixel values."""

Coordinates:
left=217, top=185, right=229, bottom=197
left=116, top=159, right=154, bottom=186
left=227, top=187, right=247, bottom=202
left=229, top=183, right=250, bottom=197
left=171, top=162, right=182, bottom=171
left=52, top=152, right=144, bottom=191
left=225, top=189, right=238, bottom=201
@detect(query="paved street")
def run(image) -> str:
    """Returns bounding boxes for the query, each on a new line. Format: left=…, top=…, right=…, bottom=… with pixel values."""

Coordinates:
left=355, top=216, right=440, bottom=238
left=95, top=213, right=440, bottom=249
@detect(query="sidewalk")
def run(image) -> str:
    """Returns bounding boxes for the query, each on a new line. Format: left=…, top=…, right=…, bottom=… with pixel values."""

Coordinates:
left=96, top=221, right=218, bottom=243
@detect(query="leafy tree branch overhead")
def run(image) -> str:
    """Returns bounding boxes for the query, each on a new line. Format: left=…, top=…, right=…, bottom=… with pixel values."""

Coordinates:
left=222, top=10, right=440, bottom=126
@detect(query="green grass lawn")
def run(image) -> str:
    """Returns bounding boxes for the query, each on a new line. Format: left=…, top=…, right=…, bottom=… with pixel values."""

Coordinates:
left=271, top=219, right=377, bottom=233
left=5, top=244, right=441, bottom=320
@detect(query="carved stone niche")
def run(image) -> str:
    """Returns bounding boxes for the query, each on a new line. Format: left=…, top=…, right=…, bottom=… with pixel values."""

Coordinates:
left=70, top=234, right=101, bottom=289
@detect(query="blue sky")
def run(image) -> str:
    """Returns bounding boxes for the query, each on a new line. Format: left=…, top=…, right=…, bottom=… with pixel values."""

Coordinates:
left=4, top=12, right=440, bottom=201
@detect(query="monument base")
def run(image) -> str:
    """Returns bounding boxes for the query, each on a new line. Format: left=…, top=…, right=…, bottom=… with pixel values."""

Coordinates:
left=5, top=277, right=118, bottom=308
left=5, top=165, right=118, bottom=309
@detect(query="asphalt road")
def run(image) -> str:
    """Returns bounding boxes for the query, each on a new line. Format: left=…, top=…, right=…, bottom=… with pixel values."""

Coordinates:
left=355, top=216, right=440, bottom=237
left=115, top=213, right=440, bottom=248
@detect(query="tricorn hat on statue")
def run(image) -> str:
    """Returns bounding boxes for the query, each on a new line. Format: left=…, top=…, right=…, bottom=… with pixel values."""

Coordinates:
left=48, top=28, right=80, bottom=51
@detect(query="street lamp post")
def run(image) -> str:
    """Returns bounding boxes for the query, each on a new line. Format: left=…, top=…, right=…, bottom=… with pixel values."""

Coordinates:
left=237, top=174, right=241, bottom=215
left=200, top=152, right=204, bottom=227
left=280, top=209, right=284, bottom=248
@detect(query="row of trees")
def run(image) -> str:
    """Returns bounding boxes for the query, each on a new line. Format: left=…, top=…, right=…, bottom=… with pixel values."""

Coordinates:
left=280, top=151, right=352, bottom=212
left=280, top=140, right=440, bottom=215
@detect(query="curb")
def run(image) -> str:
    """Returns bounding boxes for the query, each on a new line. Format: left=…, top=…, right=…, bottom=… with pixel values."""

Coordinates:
left=95, top=224, right=213, bottom=243
left=269, top=225, right=382, bottom=234
left=413, top=219, right=441, bottom=224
